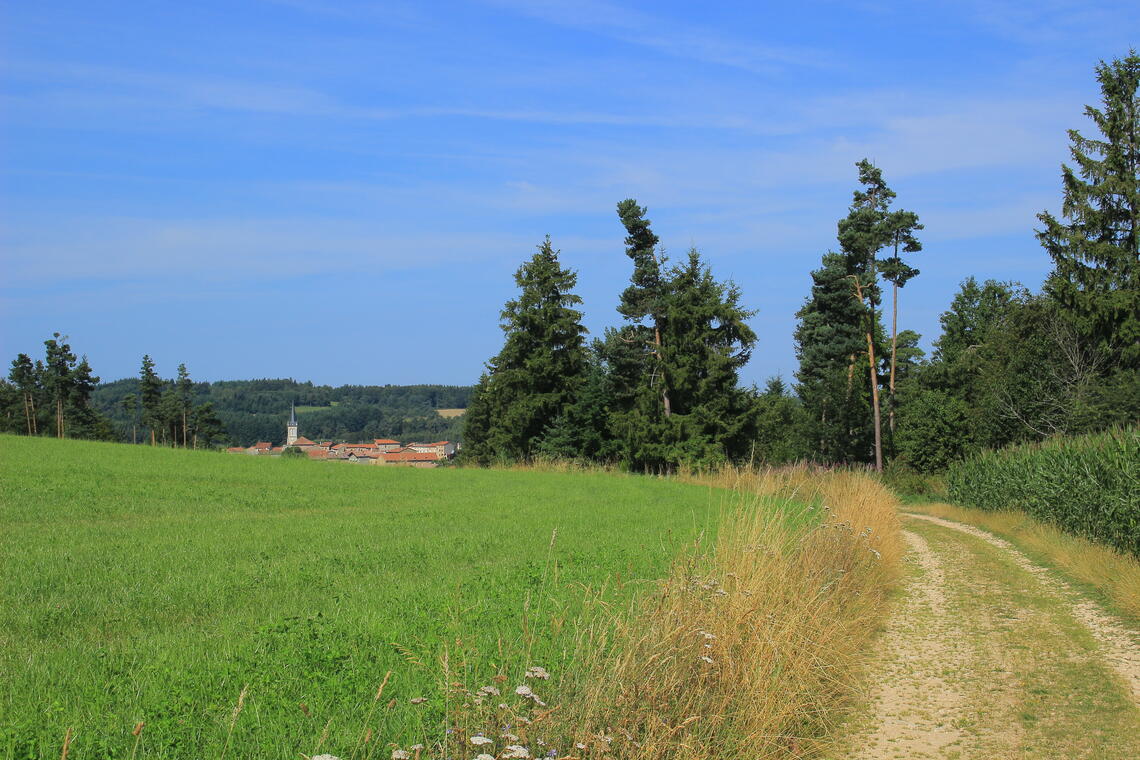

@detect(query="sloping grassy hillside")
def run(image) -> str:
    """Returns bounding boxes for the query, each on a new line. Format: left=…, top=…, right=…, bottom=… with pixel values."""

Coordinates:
left=1, top=436, right=745, bottom=759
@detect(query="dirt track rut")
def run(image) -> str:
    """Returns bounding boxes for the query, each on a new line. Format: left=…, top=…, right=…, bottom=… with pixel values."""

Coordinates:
left=835, top=513, right=1140, bottom=759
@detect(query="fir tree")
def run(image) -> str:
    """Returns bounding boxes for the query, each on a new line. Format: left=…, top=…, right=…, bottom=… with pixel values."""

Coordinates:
left=139, top=355, right=163, bottom=446
left=466, top=237, right=588, bottom=461
left=43, top=333, right=77, bottom=438
left=794, top=253, right=876, bottom=463
left=8, top=353, right=39, bottom=435
left=1038, top=52, right=1140, bottom=368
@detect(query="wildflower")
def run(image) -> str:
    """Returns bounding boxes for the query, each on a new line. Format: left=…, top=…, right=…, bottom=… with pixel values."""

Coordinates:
left=536, top=738, right=546, bottom=746
left=312, top=756, right=341, bottom=760
left=516, top=716, right=532, bottom=725
left=503, top=745, right=531, bottom=758
left=471, top=736, right=494, bottom=746
left=410, top=745, right=424, bottom=751
left=700, top=656, right=714, bottom=664
left=515, top=684, right=533, bottom=697
left=525, top=666, right=550, bottom=680
left=410, top=697, right=427, bottom=704
left=576, top=742, right=588, bottom=750
left=501, top=733, right=519, bottom=741
left=699, top=631, right=716, bottom=640
left=476, top=755, right=496, bottom=760
left=392, top=751, right=411, bottom=760
left=499, top=703, right=509, bottom=710
left=545, top=750, right=557, bottom=758
left=869, top=548, right=882, bottom=559
left=479, top=685, right=501, bottom=696
left=704, top=643, right=713, bottom=649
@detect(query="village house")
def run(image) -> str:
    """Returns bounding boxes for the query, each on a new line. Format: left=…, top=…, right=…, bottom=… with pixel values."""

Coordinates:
left=228, top=403, right=456, bottom=468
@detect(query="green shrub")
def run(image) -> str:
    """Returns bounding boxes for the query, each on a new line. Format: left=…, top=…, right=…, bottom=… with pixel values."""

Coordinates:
left=947, top=428, right=1140, bottom=557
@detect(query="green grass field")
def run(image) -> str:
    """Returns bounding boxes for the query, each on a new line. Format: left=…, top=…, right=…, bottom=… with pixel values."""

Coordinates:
left=0, top=436, right=739, bottom=759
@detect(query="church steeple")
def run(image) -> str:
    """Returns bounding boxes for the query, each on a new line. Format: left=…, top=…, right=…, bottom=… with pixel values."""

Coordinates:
left=286, top=401, right=299, bottom=446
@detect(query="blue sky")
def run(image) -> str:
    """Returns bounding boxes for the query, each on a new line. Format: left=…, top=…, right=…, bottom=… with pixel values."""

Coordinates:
left=2, top=1, right=1137, bottom=387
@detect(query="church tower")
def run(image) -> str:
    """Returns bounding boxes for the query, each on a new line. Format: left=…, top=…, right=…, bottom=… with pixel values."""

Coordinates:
left=286, top=402, right=299, bottom=446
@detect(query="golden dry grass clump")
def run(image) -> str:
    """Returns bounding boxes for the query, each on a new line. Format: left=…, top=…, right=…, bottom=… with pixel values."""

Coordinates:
left=534, top=466, right=903, bottom=760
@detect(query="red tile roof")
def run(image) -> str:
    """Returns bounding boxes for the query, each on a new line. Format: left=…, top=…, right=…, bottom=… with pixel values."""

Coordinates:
left=380, top=450, right=440, bottom=462
left=292, top=436, right=316, bottom=446
left=306, top=449, right=330, bottom=459
left=374, top=438, right=400, bottom=444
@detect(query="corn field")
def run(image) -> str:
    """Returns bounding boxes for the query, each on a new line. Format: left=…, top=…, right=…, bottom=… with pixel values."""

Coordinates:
left=947, top=428, right=1140, bottom=557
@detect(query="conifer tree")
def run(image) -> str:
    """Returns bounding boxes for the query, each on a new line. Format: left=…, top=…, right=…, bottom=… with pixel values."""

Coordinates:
left=465, top=237, right=588, bottom=461
left=43, top=333, right=76, bottom=438
left=176, top=363, right=194, bottom=447
left=139, top=355, right=163, bottom=446
left=8, top=353, right=39, bottom=435
left=1038, top=52, right=1140, bottom=368
left=794, top=253, right=876, bottom=463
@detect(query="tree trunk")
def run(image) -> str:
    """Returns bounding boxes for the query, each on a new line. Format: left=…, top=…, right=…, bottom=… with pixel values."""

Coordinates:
left=655, top=323, right=672, bottom=417
left=132, top=423, right=137, bottom=445
left=182, top=410, right=188, bottom=448
left=889, top=278, right=899, bottom=435
left=150, top=427, right=156, bottom=446
left=22, top=393, right=33, bottom=435
left=853, top=277, right=883, bottom=471
left=56, top=397, right=64, bottom=438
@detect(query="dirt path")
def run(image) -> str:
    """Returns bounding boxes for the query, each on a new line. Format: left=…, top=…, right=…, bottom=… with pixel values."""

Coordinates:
left=834, top=513, right=1140, bottom=759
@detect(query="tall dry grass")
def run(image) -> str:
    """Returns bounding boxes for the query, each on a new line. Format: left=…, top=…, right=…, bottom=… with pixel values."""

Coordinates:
left=528, top=466, right=903, bottom=759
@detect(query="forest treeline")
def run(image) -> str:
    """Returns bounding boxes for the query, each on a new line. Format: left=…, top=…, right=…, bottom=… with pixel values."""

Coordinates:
left=463, top=53, right=1139, bottom=473
left=0, top=348, right=471, bottom=448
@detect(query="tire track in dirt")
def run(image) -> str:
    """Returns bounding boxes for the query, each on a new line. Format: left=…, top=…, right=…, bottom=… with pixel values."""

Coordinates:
left=905, top=512, right=1140, bottom=705
left=844, top=529, right=969, bottom=759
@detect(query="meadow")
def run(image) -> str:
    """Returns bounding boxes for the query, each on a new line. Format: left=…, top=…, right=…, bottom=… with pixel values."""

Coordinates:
left=1, top=436, right=745, bottom=759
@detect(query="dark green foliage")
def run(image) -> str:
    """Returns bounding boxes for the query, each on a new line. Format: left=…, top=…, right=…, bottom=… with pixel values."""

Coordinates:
left=2, top=336, right=113, bottom=441
left=793, top=253, right=875, bottom=463
left=894, top=389, right=971, bottom=473
left=751, top=377, right=808, bottom=465
left=948, top=428, right=1140, bottom=557
left=462, top=237, right=589, bottom=461
left=1038, top=53, right=1140, bottom=368
left=609, top=241, right=760, bottom=470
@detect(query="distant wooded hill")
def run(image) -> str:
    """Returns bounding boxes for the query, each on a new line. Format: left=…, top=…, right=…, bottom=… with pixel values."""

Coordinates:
left=92, top=378, right=472, bottom=447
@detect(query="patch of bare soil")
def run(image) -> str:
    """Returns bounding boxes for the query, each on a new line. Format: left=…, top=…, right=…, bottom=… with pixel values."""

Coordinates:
left=834, top=513, right=1140, bottom=759
left=906, top=512, right=1140, bottom=705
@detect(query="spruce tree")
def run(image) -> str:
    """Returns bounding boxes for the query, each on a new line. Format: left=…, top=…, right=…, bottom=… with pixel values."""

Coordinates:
left=42, top=333, right=76, bottom=438
left=8, top=353, right=39, bottom=435
left=794, top=253, right=876, bottom=463
left=1038, top=52, right=1140, bottom=368
left=139, top=355, right=163, bottom=446
left=467, top=237, right=588, bottom=461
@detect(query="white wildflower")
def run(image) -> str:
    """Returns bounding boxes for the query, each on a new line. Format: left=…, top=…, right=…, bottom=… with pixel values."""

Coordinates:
left=575, top=742, right=588, bottom=750
left=471, top=736, right=494, bottom=746
left=515, top=684, right=533, bottom=697
left=392, top=751, right=411, bottom=760
left=476, top=755, right=496, bottom=760
left=479, top=685, right=501, bottom=696
left=525, top=666, right=551, bottom=680
left=498, top=703, right=509, bottom=710
left=501, top=733, right=519, bottom=742
left=701, top=656, right=714, bottom=664
left=503, top=745, right=531, bottom=758
left=410, top=745, right=424, bottom=751
left=410, top=697, right=427, bottom=704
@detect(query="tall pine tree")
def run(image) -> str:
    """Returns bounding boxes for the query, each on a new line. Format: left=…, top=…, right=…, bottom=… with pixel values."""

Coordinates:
left=1038, top=52, right=1140, bottom=368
